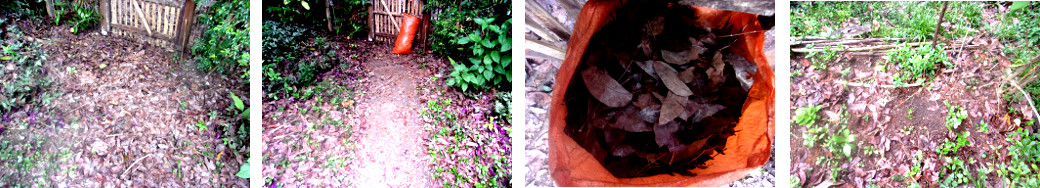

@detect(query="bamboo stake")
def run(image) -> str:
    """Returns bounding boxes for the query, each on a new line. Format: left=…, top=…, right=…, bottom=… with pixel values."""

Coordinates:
left=792, top=42, right=929, bottom=53
left=933, top=2, right=948, bottom=47
left=379, top=0, right=399, bottom=31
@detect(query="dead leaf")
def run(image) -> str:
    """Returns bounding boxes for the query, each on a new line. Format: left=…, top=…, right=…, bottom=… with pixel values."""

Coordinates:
left=610, top=105, right=653, bottom=132
left=654, top=121, right=682, bottom=150
left=581, top=66, right=633, bottom=108
left=686, top=102, right=725, bottom=123
left=639, top=104, right=661, bottom=123
left=725, top=52, right=757, bottom=91
left=652, top=61, right=693, bottom=96
left=634, top=60, right=658, bottom=79
left=707, top=51, right=725, bottom=86
left=658, top=92, right=688, bottom=125
left=678, top=67, right=696, bottom=83
left=644, top=16, right=665, bottom=36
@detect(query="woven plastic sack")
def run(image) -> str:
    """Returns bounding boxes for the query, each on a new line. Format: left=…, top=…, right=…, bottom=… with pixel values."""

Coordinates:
left=391, top=14, right=420, bottom=54
left=547, top=0, right=775, bottom=186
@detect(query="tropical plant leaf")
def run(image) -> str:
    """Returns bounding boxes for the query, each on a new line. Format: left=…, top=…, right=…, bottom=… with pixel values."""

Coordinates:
left=230, top=92, right=245, bottom=111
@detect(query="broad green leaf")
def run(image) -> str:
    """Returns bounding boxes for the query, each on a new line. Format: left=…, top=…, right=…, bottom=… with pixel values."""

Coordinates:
left=1010, top=1, right=1029, bottom=12
left=490, top=51, right=501, bottom=63
left=301, top=1, right=311, bottom=10
left=483, top=55, right=492, bottom=65
left=469, top=33, right=481, bottom=43
left=0, top=56, right=11, bottom=61
left=464, top=72, right=476, bottom=82
left=481, top=39, right=495, bottom=48
left=236, top=162, right=250, bottom=178
left=500, top=36, right=512, bottom=52
left=230, top=92, right=245, bottom=111
left=457, top=37, right=470, bottom=45
left=483, top=69, right=493, bottom=80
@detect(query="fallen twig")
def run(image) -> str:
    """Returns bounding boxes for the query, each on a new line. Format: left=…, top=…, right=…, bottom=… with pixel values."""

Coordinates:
left=836, top=80, right=923, bottom=88
left=121, top=153, right=155, bottom=178
left=1009, top=80, right=1040, bottom=120
left=793, top=42, right=930, bottom=53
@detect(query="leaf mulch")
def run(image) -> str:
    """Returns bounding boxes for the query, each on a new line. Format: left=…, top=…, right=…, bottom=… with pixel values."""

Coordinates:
left=0, top=19, right=247, bottom=186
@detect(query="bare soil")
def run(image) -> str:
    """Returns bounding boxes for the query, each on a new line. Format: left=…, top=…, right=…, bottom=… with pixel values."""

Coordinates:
left=262, top=40, right=434, bottom=187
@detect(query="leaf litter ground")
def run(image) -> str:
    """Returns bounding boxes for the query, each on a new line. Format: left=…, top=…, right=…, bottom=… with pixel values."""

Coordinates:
left=0, top=19, right=247, bottom=186
left=790, top=7, right=1032, bottom=187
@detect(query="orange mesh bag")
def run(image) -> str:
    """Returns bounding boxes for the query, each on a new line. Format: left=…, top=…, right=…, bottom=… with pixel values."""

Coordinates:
left=392, top=14, right=420, bottom=54
left=547, top=0, right=775, bottom=186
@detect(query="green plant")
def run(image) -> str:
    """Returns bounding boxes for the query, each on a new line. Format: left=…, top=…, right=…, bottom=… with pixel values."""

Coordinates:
left=825, top=126, right=856, bottom=158
left=0, top=24, right=53, bottom=115
left=938, top=131, right=969, bottom=155
left=262, top=20, right=340, bottom=100
left=794, top=105, right=822, bottom=126
left=446, top=17, right=512, bottom=92
left=330, top=0, right=370, bottom=37
left=887, top=43, right=949, bottom=84
left=425, top=0, right=510, bottom=56
left=236, top=160, right=250, bottom=178
left=943, top=101, right=967, bottom=130
left=493, top=91, right=511, bottom=124
left=193, top=0, right=249, bottom=82
left=907, top=108, right=914, bottom=120
left=1002, top=128, right=1040, bottom=186
left=940, top=156, right=973, bottom=187
left=978, top=120, right=989, bottom=133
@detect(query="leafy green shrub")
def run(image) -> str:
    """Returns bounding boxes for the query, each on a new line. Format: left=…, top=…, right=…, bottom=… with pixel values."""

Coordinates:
left=425, top=0, right=510, bottom=56
left=888, top=43, right=949, bottom=84
left=938, top=131, right=969, bottom=155
left=193, top=0, right=249, bottom=82
left=1002, top=127, right=1040, bottom=186
left=262, top=20, right=340, bottom=100
left=47, top=0, right=100, bottom=34
left=0, top=23, right=53, bottom=115
left=0, top=0, right=45, bottom=17
left=493, top=91, right=510, bottom=124
left=330, top=0, right=370, bottom=38
left=446, top=17, right=512, bottom=92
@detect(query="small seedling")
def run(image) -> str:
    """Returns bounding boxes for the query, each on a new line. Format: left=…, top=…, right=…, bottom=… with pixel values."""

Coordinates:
left=794, top=105, right=822, bottom=126
left=195, top=121, right=207, bottom=131
left=907, top=108, right=914, bottom=120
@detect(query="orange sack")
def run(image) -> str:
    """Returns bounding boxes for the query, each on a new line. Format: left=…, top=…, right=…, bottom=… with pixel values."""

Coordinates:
left=547, top=0, right=775, bottom=186
left=391, top=14, right=420, bottom=54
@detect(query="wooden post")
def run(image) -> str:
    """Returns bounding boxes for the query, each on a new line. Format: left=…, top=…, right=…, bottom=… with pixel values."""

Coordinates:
left=367, top=5, right=374, bottom=41
left=101, top=0, right=110, bottom=35
left=175, top=0, right=196, bottom=53
left=45, top=0, right=55, bottom=19
left=418, top=13, right=430, bottom=52
left=326, top=0, right=333, bottom=32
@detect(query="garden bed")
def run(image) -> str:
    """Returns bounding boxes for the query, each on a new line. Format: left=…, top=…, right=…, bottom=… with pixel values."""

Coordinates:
left=0, top=15, right=247, bottom=187
left=790, top=2, right=1040, bottom=187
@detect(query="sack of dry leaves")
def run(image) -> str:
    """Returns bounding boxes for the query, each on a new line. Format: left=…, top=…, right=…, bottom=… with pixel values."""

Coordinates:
left=547, top=0, right=775, bottom=186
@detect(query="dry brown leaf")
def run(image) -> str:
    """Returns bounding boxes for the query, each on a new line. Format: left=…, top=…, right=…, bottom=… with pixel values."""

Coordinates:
left=707, top=51, right=725, bottom=86
left=644, top=16, right=666, bottom=36
left=654, top=121, right=681, bottom=149
left=634, top=60, right=657, bottom=79
left=610, top=105, right=653, bottom=132
left=685, top=102, right=725, bottom=123
left=725, top=52, right=757, bottom=91
left=581, top=66, right=633, bottom=108
left=652, top=61, right=693, bottom=96
left=658, top=92, right=689, bottom=125
left=678, top=67, right=696, bottom=83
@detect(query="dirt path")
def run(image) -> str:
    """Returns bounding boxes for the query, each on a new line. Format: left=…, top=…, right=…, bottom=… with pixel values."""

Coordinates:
left=345, top=53, right=433, bottom=187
